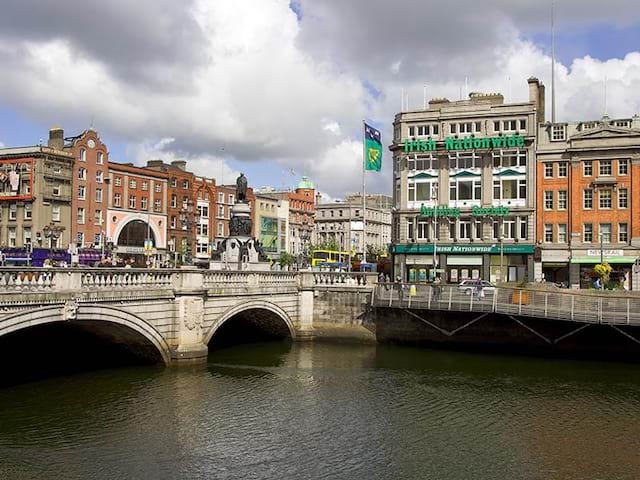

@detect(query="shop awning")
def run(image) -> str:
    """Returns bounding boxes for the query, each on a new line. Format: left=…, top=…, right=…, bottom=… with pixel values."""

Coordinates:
left=570, top=256, right=635, bottom=264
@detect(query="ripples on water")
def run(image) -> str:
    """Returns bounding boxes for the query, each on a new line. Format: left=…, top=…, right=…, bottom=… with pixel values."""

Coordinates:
left=1, top=343, right=640, bottom=479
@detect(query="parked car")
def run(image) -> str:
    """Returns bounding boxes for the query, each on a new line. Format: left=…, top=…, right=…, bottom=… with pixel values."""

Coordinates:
left=458, top=279, right=496, bottom=295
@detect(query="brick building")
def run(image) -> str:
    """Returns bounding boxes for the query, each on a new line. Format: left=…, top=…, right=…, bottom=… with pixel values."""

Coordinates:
left=536, top=115, right=640, bottom=288
left=107, top=162, right=168, bottom=266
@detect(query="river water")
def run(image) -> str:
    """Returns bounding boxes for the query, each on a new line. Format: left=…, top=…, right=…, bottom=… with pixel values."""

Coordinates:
left=1, top=342, right=640, bottom=480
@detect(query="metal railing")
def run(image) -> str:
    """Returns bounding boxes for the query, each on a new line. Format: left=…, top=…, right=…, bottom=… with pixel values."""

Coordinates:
left=374, top=284, right=640, bottom=326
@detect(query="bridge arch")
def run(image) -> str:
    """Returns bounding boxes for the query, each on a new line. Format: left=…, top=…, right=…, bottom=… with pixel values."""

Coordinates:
left=0, top=304, right=172, bottom=365
left=204, top=300, right=296, bottom=345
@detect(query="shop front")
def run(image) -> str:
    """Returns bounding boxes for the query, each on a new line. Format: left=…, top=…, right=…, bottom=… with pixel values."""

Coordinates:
left=541, top=249, right=570, bottom=285
left=570, top=249, right=637, bottom=290
left=390, top=243, right=534, bottom=284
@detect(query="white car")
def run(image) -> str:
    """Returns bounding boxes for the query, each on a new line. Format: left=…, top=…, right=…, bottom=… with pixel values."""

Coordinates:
left=458, top=279, right=496, bottom=295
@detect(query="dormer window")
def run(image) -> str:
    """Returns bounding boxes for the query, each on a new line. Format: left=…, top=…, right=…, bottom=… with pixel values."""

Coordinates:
left=551, top=124, right=566, bottom=141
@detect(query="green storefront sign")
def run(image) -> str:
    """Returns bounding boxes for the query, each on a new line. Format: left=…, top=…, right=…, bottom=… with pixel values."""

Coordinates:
left=419, top=205, right=510, bottom=217
left=404, top=134, right=525, bottom=153
left=390, top=243, right=534, bottom=255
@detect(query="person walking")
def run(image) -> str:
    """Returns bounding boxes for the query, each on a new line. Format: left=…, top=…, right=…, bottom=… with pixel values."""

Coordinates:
left=433, top=275, right=442, bottom=301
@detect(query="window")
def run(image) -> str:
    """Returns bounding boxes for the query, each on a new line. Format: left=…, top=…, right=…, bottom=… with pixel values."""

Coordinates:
left=171, top=177, right=177, bottom=187
left=493, top=179, right=527, bottom=200
left=408, top=126, right=415, bottom=137
left=141, top=197, right=148, bottom=210
left=557, top=162, right=567, bottom=177
left=197, top=224, right=209, bottom=236
left=52, top=205, right=61, bottom=222
left=493, top=121, right=500, bottom=132
left=544, top=163, right=553, bottom=178
left=76, top=232, right=84, bottom=246
left=583, top=161, right=593, bottom=177
left=599, top=223, right=612, bottom=243
left=114, top=193, right=121, bottom=207
left=198, top=205, right=209, bottom=218
left=141, top=181, right=148, bottom=191
left=155, top=183, right=162, bottom=193
left=154, top=199, right=161, bottom=212
left=129, top=196, right=136, bottom=209
left=218, top=192, right=224, bottom=203
left=95, top=188, right=102, bottom=203
left=558, top=190, right=567, bottom=210
left=492, top=149, right=526, bottom=168
left=408, top=181, right=437, bottom=202
left=8, top=227, right=16, bottom=247
left=544, top=224, right=553, bottom=242
left=619, top=223, right=628, bottom=243
left=9, top=203, right=16, bottom=220
left=459, top=219, right=472, bottom=239
left=94, top=233, right=102, bottom=246
left=53, top=184, right=61, bottom=196
left=599, top=160, right=612, bottom=176
left=217, top=222, right=224, bottom=236
left=584, top=224, right=593, bottom=243
left=618, top=188, right=628, bottom=208
left=450, top=123, right=457, bottom=134
left=130, top=179, right=137, bottom=189
left=78, top=185, right=86, bottom=200
left=218, top=205, right=224, bottom=217
left=78, top=167, right=86, bottom=180
left=459, top=122, right=473, bottom=133
left=544, top=191, right=553, bottom=209
left=94, top=210, right=102, bottom=225
left=96, top=171, right=103, bottom=183
left=551, top=124, right=566, bottom=141
left=23, top=228, right=32, bottom=248
left=519, top=217, right=528, bottom=240
left=97, top=151, right=104, bottom=164
left=599, top=189, right=612, bottom=209
left=503, top=119, right=517, bottom=131
left=448, top=152, right=479, bottom=170
left=79, top=148, right=86, bottom=161
left=407, top=219, right=415, bottom=241
left=558, top=224, right=567, bottom=243
left=583, top=189, right=593, bottom=209
left=229, top=194, right=235, bottom=205
left=77, top=208, right=85, bottom=224
left=408, top=154, right=437, bottom=171
left=171, top=195, right=177, bottom=208
left=114, top=176, right=122, bottom=187
left=618, top=159, right=628, bottom=175
left=449, top=178, right=481, bottom=201
left=170, top=216, right=177, bottom=229
left=448, top=219, right=456, bottom=240
left=519, top=119, right=526, bottom=130
left=182, top=179, right=189, bottom=189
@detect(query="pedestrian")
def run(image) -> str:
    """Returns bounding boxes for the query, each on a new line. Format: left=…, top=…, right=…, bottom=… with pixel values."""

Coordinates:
left=593, top=277, right=602, bottom=290
left=433, top=275, right=442, bottom=301
left=396, top=275, right=404, bottom=301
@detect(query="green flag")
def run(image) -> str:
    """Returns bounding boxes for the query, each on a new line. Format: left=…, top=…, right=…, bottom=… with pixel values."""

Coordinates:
left=364, top=123, right=382, bottom=172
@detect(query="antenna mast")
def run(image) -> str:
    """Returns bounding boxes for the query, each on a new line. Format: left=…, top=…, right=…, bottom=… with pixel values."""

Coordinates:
left=551, top=0, right=556, bottom=123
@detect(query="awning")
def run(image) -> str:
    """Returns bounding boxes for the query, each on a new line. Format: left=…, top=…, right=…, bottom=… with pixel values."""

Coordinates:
left=542, top=262, right=569, bottom=267
left=570, top=256, right=635, bottom=264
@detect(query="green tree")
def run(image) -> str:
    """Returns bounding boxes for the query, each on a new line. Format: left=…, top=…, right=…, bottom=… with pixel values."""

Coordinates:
left=279, top=252, right=296, bottom=269
left=366, top=244, right=387, bottom=261
left=309, top=238, right=341, bottom=253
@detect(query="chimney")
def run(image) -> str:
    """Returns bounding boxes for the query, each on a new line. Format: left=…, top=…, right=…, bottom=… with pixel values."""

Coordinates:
left=48, top=127, right=64, bottom=150
left=171, top=160, right=187, bottom=171
left=528, top=77, right=545, bottom=124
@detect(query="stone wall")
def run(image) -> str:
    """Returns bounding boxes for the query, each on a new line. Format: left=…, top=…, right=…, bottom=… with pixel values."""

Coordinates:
left=311, top=287, right=375, bottom=343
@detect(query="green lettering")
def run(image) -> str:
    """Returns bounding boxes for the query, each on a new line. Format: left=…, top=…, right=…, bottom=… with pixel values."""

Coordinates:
left=491, top=137, right=502, bottom=148
left=454, top=138, right=463, bottom=150
left=463, top=137, right=473, bottom=150
left=426, top=138, right=436, bottom=151
left=507, top=135, right=517, bottom=147
left=516, top=135, right=525, bottom=147
left=445, top=137, right=455, bottom=150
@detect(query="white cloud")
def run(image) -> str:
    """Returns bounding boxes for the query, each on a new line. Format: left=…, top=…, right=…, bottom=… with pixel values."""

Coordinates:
left=0, top=0, right=638, bottom=199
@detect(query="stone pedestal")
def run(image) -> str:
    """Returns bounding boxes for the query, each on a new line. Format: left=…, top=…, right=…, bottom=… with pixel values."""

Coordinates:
left=213, top=202, right=271, bottom=271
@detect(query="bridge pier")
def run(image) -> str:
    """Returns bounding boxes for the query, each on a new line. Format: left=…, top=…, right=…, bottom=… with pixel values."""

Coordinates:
left=297, top=273, right=316, bottom=340
left=172, top=268, right=209, bottom=365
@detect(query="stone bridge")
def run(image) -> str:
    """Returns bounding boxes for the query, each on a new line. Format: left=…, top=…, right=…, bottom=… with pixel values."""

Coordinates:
left=0, top=268, right=377, bottom=366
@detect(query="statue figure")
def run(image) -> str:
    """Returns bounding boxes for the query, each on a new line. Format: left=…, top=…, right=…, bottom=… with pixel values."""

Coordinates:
left=236, top=173, right=248, bottom=202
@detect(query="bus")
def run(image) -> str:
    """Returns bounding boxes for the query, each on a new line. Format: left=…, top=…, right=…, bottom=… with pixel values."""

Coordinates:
left=310, top=249, right=350, bottom=269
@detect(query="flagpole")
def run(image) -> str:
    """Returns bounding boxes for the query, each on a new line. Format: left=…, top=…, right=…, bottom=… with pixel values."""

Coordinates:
left=362, top=119, right=367, bottom=265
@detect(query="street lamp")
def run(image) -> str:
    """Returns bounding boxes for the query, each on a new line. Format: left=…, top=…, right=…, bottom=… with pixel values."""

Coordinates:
left=42, top=223, right=65, bottom=250
left=431, top=183, right=439, bottom=281
left=599, top=231, right=604, bottom=264
left=180, top=199, right=196, bottom=266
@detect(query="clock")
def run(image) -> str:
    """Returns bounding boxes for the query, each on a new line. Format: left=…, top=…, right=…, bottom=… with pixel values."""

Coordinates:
left=87, top=139, right=96, bottom=148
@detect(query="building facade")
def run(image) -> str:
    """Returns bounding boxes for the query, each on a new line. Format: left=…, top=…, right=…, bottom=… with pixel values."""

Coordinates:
left=0, top=128, right=74, bottom=254
left=253, top=194, right=289, bottom=260
left=389, top=78, right=544, bottom=283
left=536, top=115, right=640, bottom=289
left=315, top=194, right=392, bottom=257
left=107, top=162, right=168, bottom=266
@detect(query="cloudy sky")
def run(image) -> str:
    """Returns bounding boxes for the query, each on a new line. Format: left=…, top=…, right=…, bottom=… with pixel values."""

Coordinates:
left=0, top=0, right=639, bottom=199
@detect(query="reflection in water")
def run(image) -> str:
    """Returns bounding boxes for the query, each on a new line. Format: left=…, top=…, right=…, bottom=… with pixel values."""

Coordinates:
left=1, top=343, right=640, bottom=480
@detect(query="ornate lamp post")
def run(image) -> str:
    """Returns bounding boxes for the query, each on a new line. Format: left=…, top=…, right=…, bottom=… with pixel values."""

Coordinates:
left=180, top=199, right=196, bottom=266
left=42, top=223, right=65, bottom=251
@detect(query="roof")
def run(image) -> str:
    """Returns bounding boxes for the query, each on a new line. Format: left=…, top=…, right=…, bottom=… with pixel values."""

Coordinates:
left=297, top=176, right=315, bottom=190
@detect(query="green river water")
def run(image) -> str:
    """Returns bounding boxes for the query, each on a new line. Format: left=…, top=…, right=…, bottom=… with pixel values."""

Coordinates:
left=1, top=342, right=640, bottom=480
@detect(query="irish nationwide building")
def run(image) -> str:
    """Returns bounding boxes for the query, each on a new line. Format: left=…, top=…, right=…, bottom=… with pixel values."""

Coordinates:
left=388, top=78, right=545, bottom=284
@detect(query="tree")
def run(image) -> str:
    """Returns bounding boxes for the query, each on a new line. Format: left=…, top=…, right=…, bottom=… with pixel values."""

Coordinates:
left=594, top=262, right=612, bottom=285
left=309, top=238, right=341, bottom=253
left=279, top=252, right=296, bottom=270
left=366, top=244, right=387, bottom=261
